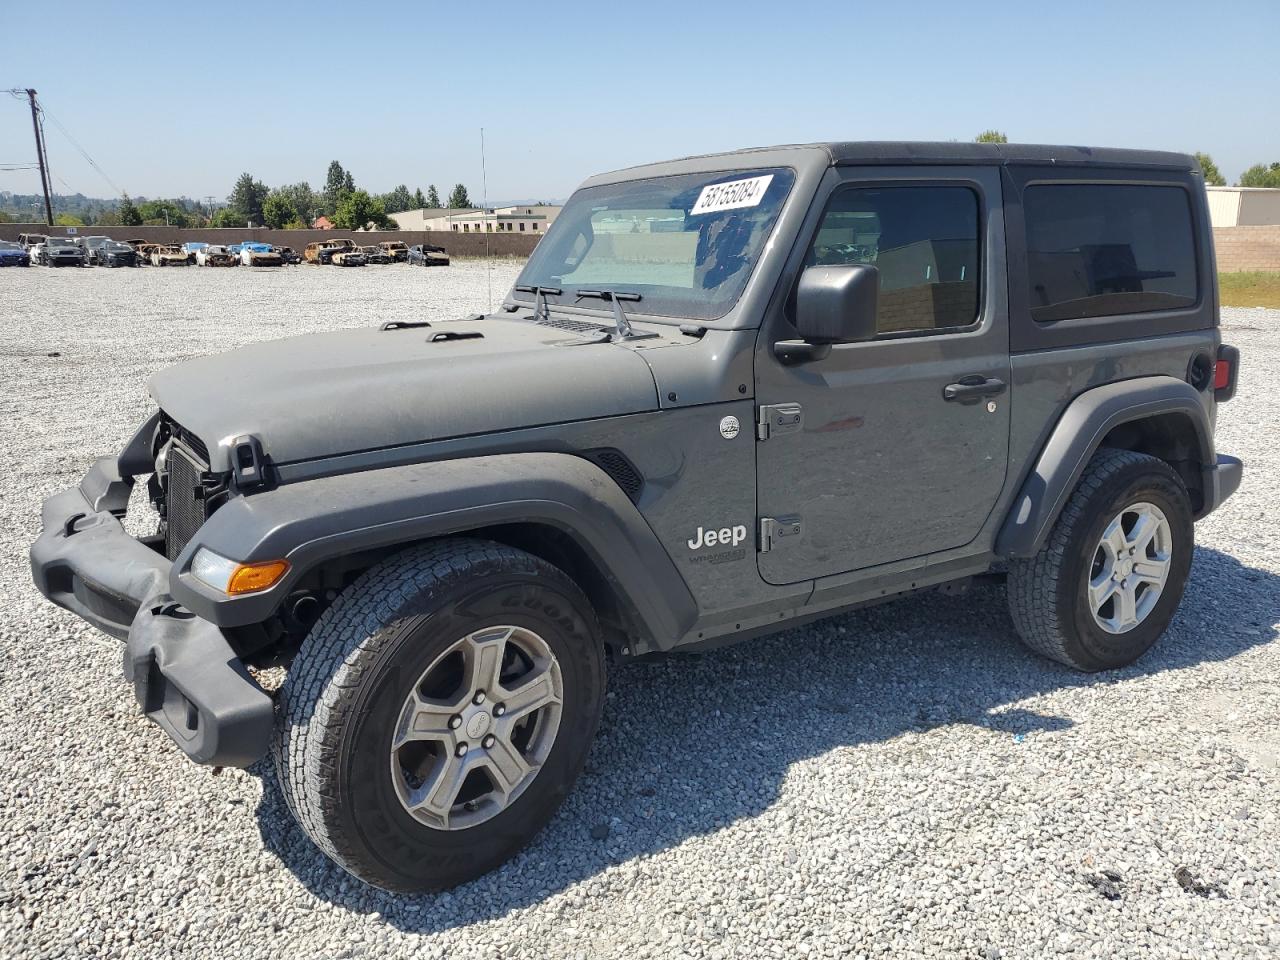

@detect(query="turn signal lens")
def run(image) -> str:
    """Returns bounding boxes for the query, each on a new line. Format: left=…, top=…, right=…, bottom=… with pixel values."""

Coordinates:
left=190, top=547, right=289, bottom=595
left=227, top=560, right=290, bottom=595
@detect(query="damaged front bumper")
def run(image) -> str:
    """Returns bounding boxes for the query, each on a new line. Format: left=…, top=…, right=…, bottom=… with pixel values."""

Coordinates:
left=29, top=458, right=273, bottom=767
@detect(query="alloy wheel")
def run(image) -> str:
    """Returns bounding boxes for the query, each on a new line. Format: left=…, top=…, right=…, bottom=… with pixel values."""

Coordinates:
left=390, top=625, right=563, bottom=830
left=1087, top=501, right=1173, bottom=634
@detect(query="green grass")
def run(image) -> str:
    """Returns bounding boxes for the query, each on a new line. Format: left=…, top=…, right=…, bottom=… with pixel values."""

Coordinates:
left=1219, top=272, right=1280, bottom=309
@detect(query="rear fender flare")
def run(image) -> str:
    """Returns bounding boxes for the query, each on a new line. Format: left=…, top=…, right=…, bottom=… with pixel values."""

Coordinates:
left=168, top=452, right=697, bottom=647
left=996, top=376, right=1212, bottom=558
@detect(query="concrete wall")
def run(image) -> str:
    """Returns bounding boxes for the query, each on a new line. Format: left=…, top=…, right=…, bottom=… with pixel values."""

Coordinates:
left=0, top=223, right=540, bottom=258
left=1214, top=226, right=1280, bottom=273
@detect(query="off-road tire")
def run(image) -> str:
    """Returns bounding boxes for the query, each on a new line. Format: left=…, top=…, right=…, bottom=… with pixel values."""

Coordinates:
left=272, top=538, right=606, bottom=892
left=1007, top=447, right=1194, bottom=672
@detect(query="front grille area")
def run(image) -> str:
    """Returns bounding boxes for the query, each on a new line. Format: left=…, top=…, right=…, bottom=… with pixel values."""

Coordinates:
left=164, top=445, right=208, bottom=560
left=162, top=416, right=209, bottom=463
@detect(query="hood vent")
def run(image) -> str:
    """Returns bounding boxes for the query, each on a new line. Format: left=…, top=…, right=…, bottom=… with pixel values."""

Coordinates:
left=536, top=317, right=611, bottom=335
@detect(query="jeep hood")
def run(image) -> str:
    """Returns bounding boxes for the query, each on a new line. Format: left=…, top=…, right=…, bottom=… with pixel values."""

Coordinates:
left=148, top=317, right=660, bottom=471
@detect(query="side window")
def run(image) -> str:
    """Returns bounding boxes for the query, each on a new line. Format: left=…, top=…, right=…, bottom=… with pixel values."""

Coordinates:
left=808, top=185, right=980, bottom=334
left=1023, top=184, right=1198, bottom=322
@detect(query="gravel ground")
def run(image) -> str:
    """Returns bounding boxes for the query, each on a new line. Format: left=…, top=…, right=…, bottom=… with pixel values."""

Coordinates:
left=1, top=265, right=1277, bottom=959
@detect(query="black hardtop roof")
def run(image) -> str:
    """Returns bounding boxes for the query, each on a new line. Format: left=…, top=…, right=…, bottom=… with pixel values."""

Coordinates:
left=830, top=141, right=1193, bottom=169
left=715, top=141, right=1195, bottom=169
left=592, top=142, right=1197, bottom=183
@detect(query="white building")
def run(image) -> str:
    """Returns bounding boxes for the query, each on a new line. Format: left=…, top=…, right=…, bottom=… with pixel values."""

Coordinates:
left=390, top=204, right=561, bottom=235
left=1206, top=186, right=1280, bottom=227
left=389, top=208, right=481, bottom=231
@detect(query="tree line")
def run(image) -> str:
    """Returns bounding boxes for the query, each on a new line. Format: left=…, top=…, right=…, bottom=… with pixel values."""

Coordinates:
left=206, top=162, right=475, bottom=230
left=0, top=162, right=475, bottom=229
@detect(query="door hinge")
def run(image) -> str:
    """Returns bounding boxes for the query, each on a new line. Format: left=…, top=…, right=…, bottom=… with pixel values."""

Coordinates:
left=757, top=402, right=803, bottom=441
left=759, top=516, right=803, bottom=553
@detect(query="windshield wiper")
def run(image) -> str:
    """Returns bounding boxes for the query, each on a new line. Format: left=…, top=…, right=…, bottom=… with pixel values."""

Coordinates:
left=573, top=290, right=657, bottom=341
left=514, top=285, right=561, bottom=324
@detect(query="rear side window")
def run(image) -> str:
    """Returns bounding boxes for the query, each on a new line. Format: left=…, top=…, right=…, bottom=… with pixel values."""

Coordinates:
left=1023, top=184, right=1198, bottom=322
left=808, top=186, right=980, bottom=334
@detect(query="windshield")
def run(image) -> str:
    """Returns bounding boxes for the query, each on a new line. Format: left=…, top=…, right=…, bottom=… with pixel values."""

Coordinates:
left=105, top=242, right=131, bottom=251
left=514, top=167, right=795, bottom=321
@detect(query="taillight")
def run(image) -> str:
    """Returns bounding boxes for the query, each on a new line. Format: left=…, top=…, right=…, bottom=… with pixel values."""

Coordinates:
left=1214, top=345, right=1239, bottom=403
left=1213, top=361, right=1230, bottom=390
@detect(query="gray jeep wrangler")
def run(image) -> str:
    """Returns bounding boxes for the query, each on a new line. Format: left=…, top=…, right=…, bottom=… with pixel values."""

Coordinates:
left=31, top=142, right=1242, bottom=892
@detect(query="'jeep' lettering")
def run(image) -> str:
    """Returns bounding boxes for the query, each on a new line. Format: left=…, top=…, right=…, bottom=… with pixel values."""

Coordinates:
left=688, top=525, right=748, bottom=550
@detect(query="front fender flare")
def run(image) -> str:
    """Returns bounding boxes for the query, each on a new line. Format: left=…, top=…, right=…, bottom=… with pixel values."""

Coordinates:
left=169, top=452, right=698, bottom=646
left=996, top=376, right=1213, bottom=558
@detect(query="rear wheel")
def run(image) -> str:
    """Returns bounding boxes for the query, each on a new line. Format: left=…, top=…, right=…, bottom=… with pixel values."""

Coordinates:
left=272, top=539, right=606, bottom=892
left=1007, top=448, right=1194, bottom=671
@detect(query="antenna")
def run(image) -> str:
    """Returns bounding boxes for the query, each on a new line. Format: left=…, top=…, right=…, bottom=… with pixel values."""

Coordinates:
left=481, top=127, right=491, bottom=312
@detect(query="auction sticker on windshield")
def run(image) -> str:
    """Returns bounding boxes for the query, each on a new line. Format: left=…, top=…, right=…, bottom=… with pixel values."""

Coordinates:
left=690, top=174, right=774, bottom=215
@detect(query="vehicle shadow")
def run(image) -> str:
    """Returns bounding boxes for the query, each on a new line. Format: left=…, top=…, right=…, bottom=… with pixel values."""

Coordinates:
left=251, top=546, right=1278, bottom=932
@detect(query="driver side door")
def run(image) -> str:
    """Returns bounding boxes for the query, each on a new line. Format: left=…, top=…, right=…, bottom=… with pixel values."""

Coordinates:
left=754, top=166, right=1011, bottom=585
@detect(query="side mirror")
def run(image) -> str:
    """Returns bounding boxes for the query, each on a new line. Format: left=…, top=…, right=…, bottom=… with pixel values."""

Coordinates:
left=795, top=263, right=879, bottom=344
left=776, top=264, right=879, bottom=363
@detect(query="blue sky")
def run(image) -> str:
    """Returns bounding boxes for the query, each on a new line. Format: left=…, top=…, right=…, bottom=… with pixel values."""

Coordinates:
left=3, top=0, right=1277, bottom=203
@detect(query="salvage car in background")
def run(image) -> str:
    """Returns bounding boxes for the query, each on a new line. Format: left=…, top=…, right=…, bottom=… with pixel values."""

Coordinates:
left=97, top=240, right=139, bottom=267
left=332, top=246, right=367, bottom=266
left=304, top=238, right=361, bottom=264
left=361, top=245, right=392, bottom=264
left=407, top=242, right=450, bottom=267
left=182, top=242, right=208, bottom=264
left=195, top=245, right=236, bottom=267
left=275, top=246, right=302, bottom=265
left=378, top=240, right=409, bottom=262
left=17, top=233, right=47, bottom=251
left=150, top=245, right=190, bottom=267
left=37, top=238, right=88, bottom=267
left=0, top=240, right=31, bottom=266
left=128, top=240, right=157, bottom=264
left=239, top=242, right=283, bottom=267
left=79, top=236, right=112, bottom=264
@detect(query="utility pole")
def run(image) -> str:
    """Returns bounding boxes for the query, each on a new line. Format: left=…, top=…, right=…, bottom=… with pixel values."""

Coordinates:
left=25, top=89, right=54, bottom=226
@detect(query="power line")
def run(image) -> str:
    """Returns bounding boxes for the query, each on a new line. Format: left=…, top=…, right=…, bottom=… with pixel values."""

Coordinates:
left=38, top=102, right=125, bottom=198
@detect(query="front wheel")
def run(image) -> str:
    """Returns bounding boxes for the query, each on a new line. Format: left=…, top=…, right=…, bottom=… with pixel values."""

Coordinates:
left=272, top=539, right=606, bottom=892
left=1007, top=448, right=1194, bottom=672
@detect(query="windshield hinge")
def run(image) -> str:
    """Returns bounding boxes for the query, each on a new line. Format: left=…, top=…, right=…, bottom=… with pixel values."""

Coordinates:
left=756, top=403, right=803, bottom=441
left=759, top=516, right=803, bottom=553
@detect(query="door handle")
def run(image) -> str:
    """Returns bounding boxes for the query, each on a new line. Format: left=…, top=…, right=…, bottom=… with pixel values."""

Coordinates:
left=943, top=375, right=1006, bottom=404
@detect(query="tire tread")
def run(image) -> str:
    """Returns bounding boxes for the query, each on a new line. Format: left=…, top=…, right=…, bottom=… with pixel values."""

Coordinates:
left=1007, top=447, right=1182, bottom=670
left=272, top=538, right=587, bottom=886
